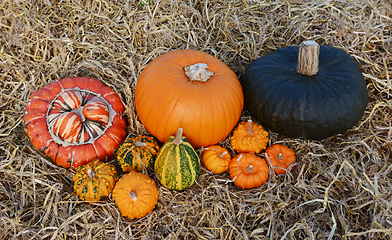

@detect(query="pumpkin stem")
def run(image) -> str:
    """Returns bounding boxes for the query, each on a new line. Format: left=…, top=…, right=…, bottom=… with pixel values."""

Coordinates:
left=172, top=128, right=184, bottom=145
left=277, top=153, right=283, bottom=160
left=246, top=119, right=253, bottom=135
left=246, top=165, right=253, bottom=172
left=296, top=40, right=319, bottom=76
left=129, top=191, right=138, bottom=201
left=135, top=141, right=147, bottom=147
left=184, top=63, right=214, bottom=82
left=219, top=151, right=228, bottom=158
left=87, top=169, right=96, bottom=179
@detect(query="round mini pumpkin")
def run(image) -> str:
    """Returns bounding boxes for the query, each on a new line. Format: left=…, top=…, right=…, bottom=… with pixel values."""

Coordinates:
left=24, top=77, right=127, bottom=169
left=115, top=134, right=160, bottom=172
left=113, top=171, right=159, bottom=219
left=202, top=145, right=231, bottom=174
left=265, top=144, right=296, bottom=175
left=73, top=159, right=119, bottom=203
left=230, top=119, right=269, bottom=154
left=240, top=41, right=368, bottom=139
left=135, top=49, right=244, bottom=149
left=229, top=152, right=269, bottom=189
left=154, top=128, right=200, bottom=190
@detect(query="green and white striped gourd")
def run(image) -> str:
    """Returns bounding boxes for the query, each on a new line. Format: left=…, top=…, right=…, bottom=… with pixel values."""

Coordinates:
left=154, top=128, right=200, bottom=190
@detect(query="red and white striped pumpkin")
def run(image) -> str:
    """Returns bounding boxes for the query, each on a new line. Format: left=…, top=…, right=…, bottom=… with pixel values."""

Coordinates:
left=24, top=77, right=127, bottom=169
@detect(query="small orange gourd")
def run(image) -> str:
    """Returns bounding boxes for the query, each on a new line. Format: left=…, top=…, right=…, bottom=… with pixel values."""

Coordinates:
left=229, top=152, right=269, bottom=189
left=264, top=144, right=296, bottom=175
left=113, top=172, right=159, bottom=219
left=230, top=119, right=269, bottom=154
left=202, top=145, right=231, bottom=174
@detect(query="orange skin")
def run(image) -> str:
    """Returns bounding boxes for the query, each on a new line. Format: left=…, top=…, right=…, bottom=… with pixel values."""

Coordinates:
left=135, top=49, right=244, bottom=149
left=229, top=152, right=269, bottom=189
left=231, top=119, right=269, bottom=154
left=202, top=145, right=231, bottom=174
left=24, top=77, right=127, bottom=169
left=265, top=144, right=296, bottom=175
left=113, top=172, right=159, bottom=219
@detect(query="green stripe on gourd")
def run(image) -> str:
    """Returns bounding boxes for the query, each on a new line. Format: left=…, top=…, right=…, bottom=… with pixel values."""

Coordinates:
left=154, top=128, right=200, bottom=191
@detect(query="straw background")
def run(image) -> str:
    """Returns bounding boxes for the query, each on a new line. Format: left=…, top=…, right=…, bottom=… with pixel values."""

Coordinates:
left=0, top=0, right=391, bottom=239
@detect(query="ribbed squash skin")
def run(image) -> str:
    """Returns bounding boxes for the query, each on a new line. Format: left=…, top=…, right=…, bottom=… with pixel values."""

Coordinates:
left=240, top=46, right=368, bottom=139
left=135, top=49, right=244, bottom=149
left=154, top=130, right=199, bottom=191
left=115, top=135, right=159, bottom=172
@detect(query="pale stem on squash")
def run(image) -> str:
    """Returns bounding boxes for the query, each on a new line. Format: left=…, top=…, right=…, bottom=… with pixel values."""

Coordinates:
left=246, top=165, right=254, bottom=172
left=184, top=63, right=214, bottom=82
left=246, top=119, right=253, bottom=135
left=172, top=128, right=184, bottom=145
left=219, top=151, right=228, bottom=158
left=297, top=40, right=319, bottom=76
left=134, top=141, right=147, bottom=147
left=201, top=147, right=228, bottom=158
left=129, top=191, right=137, bottom=201
left=87, top=169, right=96, bottom=179
left=277, top=153, right=283, bottom=160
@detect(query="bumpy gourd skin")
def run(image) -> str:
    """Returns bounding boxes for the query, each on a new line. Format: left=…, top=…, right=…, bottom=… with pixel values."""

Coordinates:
left=230, top=120, right=269, bottom=154
left=73, top=159, right=119, bottom=203
left=115, top=135, right=160, bottom=172
left=113, top=172, right=159, bottom=219
left=240, top=46, right=368, bottom=140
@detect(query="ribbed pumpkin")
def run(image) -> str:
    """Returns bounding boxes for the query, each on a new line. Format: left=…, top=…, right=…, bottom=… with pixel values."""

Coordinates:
left=265, top=144, right=296, bottom=175
left=115, top=134, right=160, bottom=172
left=113, top=172, right=159, bottom=219
left=202, top=145, right=231, bottom=174
left=135, top=49, right=244, bottom=149
left=154, top=128, right=200, bottom=190
left=230, top=119, right=269, bottom=154
left=240, top=41, right=368, bottom=139
left=73, top=159, right=119, bottom=203
left=229, top=153, right=269, bottom=189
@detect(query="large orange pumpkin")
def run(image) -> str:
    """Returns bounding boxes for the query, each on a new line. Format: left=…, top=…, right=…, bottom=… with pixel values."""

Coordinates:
left=135, top=49, right=244, bottom=149
left=24, top=77, right=127, bottom=169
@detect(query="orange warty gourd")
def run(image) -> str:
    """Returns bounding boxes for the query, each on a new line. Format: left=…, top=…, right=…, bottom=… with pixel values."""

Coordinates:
left=135, top=49, right=244, bottom=149
left=229, top=152, right=269, bottom=189
left=231, top=119, right=269, bottom=154
left=113, top=172, right=159, bottom=219
left=202, top=145, right=231, bottom=174
left=264, top=144, right=296, bottom=175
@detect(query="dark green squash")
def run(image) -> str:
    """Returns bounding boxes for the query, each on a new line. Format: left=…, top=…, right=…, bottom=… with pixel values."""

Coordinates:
left=240, top=41, right=368, bottom=140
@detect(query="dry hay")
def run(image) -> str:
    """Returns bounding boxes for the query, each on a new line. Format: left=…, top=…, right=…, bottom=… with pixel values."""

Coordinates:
left=0, top=0, right=391, bottom=239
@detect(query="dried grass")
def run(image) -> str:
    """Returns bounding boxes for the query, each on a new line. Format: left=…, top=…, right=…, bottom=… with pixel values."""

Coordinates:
left=0, top=0, right=392, bottom=239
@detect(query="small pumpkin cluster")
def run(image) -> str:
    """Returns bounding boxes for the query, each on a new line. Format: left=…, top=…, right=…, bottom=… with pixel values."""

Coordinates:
left=202, top=119, right=297, bottom=189
left=72, top=127, right=200, bottom=219
left=72, top=153, right=160, bottom=220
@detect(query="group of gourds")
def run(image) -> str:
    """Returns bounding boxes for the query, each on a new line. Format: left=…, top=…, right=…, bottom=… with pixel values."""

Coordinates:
left=24, top=40, right=369, bottom=220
